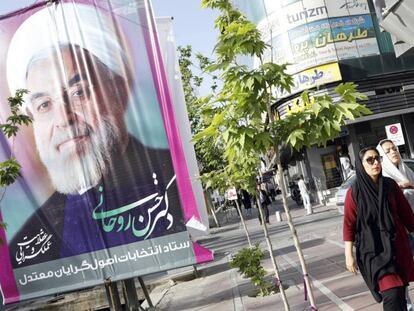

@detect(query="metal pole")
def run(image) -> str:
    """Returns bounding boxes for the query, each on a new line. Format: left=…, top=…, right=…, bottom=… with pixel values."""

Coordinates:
left=209, top=204, right=220, bottom=228
left=256, top=195, right=290, bottom=310
left=235, top=200, right=252, bottom=247
left=193, top=265, right=200, bottom=278
left=123, top=278, right=143, bottom=311
left=105, top=279, right=122, bottom=311
left=138, top=276, right=153, bottom=308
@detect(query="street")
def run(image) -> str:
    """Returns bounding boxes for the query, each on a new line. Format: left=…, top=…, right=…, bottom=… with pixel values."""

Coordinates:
left=155, top=199, right=410, bottom=311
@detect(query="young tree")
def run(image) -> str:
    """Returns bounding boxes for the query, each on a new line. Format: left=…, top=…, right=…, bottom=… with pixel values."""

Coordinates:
left=0, top=89, right=32, bottom=245
left=197, top=0, right=370, bottom=309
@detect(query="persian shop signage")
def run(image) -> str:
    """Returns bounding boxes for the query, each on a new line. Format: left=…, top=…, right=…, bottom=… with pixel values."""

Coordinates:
left=275, top=62, right=342, bottom=99
left=255, top=0, right=378, bottom=98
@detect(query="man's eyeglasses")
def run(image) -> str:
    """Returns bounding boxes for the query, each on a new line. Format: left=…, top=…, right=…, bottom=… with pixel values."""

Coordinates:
left=365, top=155, right=382, bottom=165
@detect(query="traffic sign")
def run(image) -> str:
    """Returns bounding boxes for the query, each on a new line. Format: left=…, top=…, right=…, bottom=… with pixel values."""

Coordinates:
left=385, top=123, right=405, bottom=146
left=226, top=187, right=238, bottom=201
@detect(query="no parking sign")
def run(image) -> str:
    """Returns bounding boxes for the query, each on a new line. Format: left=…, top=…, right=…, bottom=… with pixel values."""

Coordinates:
left=385, top=123, right=405, bottom=146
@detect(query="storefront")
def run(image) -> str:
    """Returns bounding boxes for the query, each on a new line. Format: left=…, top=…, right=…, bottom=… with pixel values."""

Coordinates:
left=347, top=112, right=414, bottom=163
left=233, top=0, right=414, bottom=190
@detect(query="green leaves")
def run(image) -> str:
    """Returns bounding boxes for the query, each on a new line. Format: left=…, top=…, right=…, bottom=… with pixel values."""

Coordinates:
left=0, top=89, right=31, bottom=184
left=0, top=90, right=31, bottom=186
left=1, top=89, right=31, bottom=138
left=204, top=1, right=266, bottom=69
left=275, top=82, right=370, bottom=150
left=230, top=244, right=276, bottom=296
left=3, top=91, right=31, bottom=134
left=287, top=129, right=305, bottom=147
left=335, top=82, right=368, bottom=102
left=0, top=158, right=21, bottom=187
left=0, top=89, right=32, bottom=245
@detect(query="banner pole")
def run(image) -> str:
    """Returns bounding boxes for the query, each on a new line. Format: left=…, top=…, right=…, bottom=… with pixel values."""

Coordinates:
left=105, top=279, right=122, bottom=311
left=122, top=278, right=143, bottom=311
left=138, top=277, right=153, bottom=308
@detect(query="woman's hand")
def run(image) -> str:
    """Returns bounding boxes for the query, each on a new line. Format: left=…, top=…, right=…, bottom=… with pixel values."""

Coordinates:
left=345, top=254, right=358, bottom=274
left=398, top=180, right=414, bottom=189
left=344, top=241, right=358, bottom=274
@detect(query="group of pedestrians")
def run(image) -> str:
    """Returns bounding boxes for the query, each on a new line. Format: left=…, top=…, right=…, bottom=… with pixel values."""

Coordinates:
left=343, top=139, right=414, bottom=310
left=237, top=178, right=312, bottom=225
left=233, top=184, right=273, bottom=224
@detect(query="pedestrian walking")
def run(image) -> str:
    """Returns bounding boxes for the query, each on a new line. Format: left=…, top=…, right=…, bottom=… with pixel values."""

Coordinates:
left=343, top=146, right=414, bottom=310
left=257, top=184, right=270, bottom=224
left=241, top=189, right=252, bottom=217
left=377, top=139, right=414, bottom=310
left=297, top=175, right=312, bottom=215
left=377, top=139, right=414, bottom=208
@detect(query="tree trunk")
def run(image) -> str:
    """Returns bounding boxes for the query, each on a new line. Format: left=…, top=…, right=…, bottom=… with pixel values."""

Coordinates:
left=209, top=204, right=220, bottom=228
left=261, top=68, right=317, bottom=309
left=234, top=200, right=252, bottom=247
left=256, top=196, right=290, bottom=311
left=274, top=149, right=317, bottom=309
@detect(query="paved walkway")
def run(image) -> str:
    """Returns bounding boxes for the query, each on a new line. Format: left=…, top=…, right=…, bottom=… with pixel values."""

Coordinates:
left=7, top=197, right=413, bottom=310
left=154, top=199, right=414, bottom=311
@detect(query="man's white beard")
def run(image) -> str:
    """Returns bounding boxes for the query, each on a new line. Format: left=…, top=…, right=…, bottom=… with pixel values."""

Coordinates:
left=35, top=118, right=119, bottom=195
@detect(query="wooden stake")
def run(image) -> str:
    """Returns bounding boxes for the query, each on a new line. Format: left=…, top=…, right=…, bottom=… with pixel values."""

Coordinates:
left=235, top=199, right=252, bottom=247
left=256, top=196, right=290, bottom=311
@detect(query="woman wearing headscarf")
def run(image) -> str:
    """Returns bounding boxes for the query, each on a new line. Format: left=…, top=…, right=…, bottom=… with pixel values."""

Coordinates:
left=377, top=139, right=414, bottom=310
left=377, top=139, right=414, bottom=209
left=343, top=147, right=414, bottom=310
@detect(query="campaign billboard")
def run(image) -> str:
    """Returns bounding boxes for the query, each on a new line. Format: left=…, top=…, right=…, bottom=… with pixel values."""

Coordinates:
left=0, top=0, right=212, bottom=305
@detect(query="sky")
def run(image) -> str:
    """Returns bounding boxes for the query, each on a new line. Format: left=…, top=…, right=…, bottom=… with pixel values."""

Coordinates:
left=0, top=0, right=218, bottom=61
left=151, top=1, right=219, bottom=94
left=152, top=1, right=218, bottom=57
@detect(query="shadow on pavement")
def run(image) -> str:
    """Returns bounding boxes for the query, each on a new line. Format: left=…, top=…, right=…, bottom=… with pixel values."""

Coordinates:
left=162, top=285, right=238, bottom=311
left=200, top=261, right=231, bottom=278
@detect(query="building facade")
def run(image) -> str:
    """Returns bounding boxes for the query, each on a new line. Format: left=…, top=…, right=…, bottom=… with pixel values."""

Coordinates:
left=234, top=0, right=414, bottom=190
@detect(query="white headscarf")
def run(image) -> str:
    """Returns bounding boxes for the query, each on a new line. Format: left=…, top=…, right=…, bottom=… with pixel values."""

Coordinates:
left=377, top=139, right=414, bottom=210
left=6, top=2, right=130, bottom=110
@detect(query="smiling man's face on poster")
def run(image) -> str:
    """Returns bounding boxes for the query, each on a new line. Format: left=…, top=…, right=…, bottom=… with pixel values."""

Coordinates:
left=26, top=46, right=130, bottom=194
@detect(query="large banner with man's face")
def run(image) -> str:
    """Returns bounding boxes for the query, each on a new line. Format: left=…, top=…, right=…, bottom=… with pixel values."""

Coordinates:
left=0, top=0, right=212, bottom=305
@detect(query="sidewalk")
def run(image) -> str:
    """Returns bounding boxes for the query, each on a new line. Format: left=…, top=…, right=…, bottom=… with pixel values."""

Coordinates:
left=7, top=197, right=398, bottom=311
left=153, top=199, right=412, bottom=311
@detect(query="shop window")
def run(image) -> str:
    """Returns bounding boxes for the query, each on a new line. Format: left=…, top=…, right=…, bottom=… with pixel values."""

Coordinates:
left=321, top=153, right=342, bottom=189
left=375, top=85, right=403, bottom=95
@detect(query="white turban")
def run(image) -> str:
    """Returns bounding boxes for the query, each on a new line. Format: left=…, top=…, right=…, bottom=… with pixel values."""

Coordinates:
left=6, top=2, right=130, bottom=102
